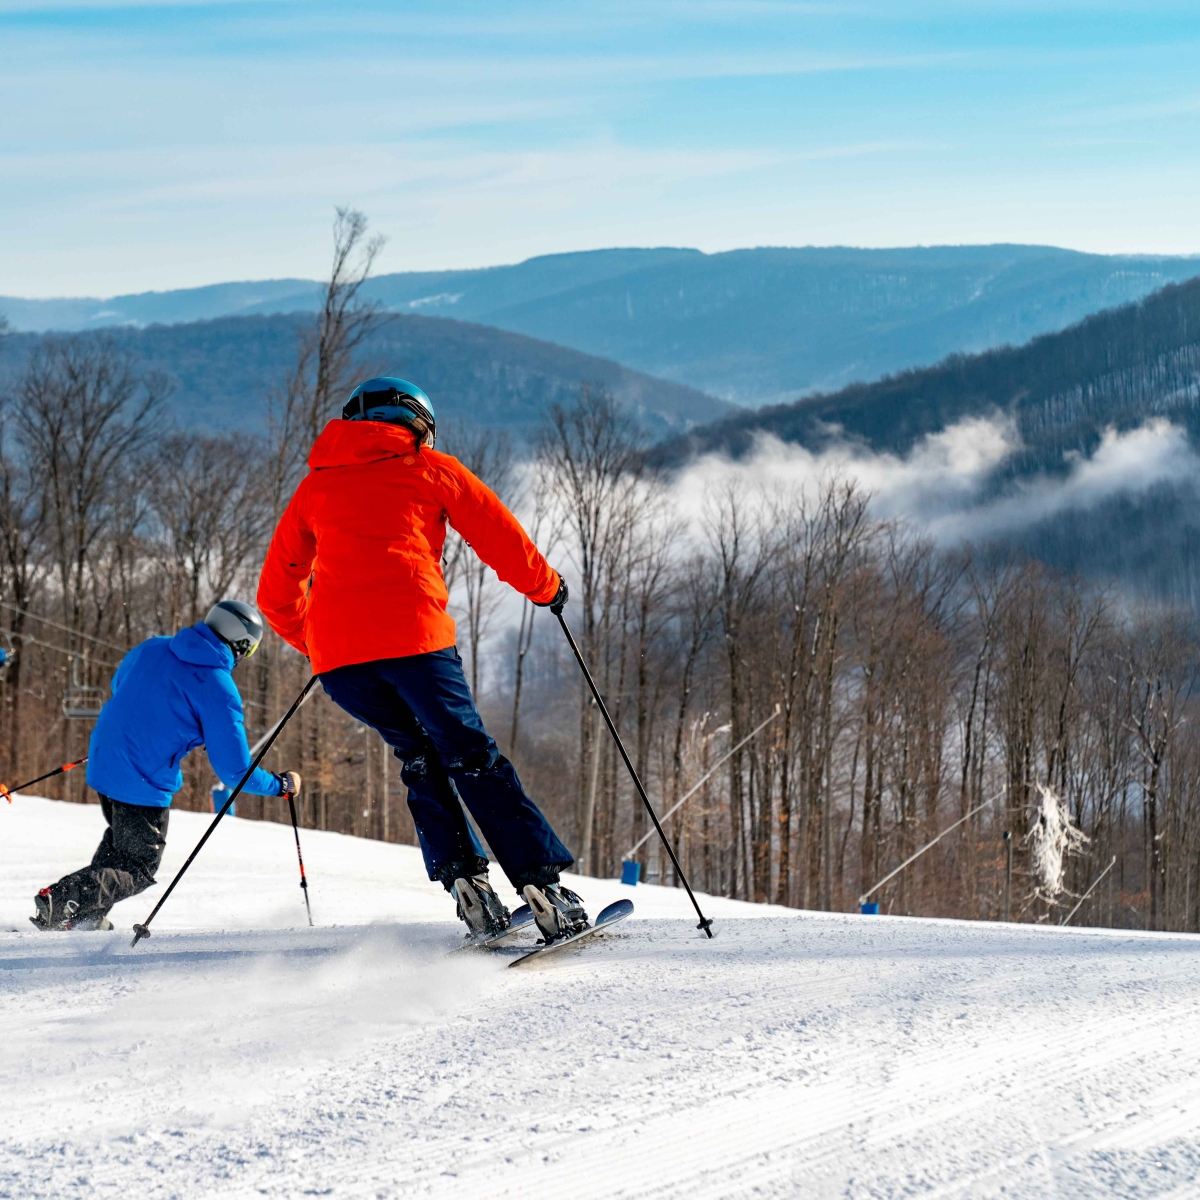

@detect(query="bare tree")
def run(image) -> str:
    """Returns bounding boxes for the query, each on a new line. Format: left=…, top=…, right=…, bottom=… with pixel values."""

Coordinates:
left=537, top=386, right=646, bottom=870
left=1124, top=610, right=1197, bottom=929
left=702, top=484, right=774, bottom=899
left=0, top=393, right=48, bottom=779
left=13, top=337, right=165, bottom=636
left=268, top=207, right=388, bottom=510
left=438, top=423, right=517, bottom=698
left=508, top=460, right=564, bottom=754
left=146, top=432, right=274, bottom=627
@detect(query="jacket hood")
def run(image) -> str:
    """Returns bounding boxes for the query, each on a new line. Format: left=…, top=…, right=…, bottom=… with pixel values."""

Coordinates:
left=169, top=622, right=234, bottom=670
left=308, top=420, right=418, bottom=470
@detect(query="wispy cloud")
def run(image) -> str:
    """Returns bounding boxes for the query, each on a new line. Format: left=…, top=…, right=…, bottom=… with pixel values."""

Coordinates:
left=670, top=416, right=1200, bottom=544
left=4, top=0, right=1200, bottom=291
left=931, top=418, right=1198, bottom=541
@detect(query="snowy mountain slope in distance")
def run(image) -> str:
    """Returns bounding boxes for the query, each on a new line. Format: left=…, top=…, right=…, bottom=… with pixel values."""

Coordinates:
left=3, top=799, right=1200, bottom=1200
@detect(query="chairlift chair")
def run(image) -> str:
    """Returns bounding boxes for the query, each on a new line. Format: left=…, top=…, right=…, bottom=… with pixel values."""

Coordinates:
left=62, top=654, right=105, bottom=720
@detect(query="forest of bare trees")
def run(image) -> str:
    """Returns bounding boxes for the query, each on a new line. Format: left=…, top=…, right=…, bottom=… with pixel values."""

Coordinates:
left=3, top=215, right=1200, bottom=935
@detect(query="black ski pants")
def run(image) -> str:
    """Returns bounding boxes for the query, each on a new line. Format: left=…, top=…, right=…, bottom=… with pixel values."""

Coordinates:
left=47, top=796, right=169, bottom=921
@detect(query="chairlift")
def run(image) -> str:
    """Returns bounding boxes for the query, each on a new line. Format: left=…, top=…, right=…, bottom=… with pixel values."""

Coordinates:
left=62, top=654, right=106, bottom=720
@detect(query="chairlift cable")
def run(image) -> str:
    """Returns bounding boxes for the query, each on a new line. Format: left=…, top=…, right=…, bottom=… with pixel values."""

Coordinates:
left=0, top=601, right=128, bottom=653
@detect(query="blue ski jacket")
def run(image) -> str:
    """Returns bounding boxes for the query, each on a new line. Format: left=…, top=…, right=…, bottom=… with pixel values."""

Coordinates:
left=85, top=622, right=283, bottom=808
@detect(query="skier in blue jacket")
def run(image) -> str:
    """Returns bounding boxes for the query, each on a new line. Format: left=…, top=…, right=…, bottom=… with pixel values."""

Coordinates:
left=32, top=600, right=301, bottom=931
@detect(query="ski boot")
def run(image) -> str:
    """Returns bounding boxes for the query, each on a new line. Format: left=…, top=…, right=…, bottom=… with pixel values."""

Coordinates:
left=452, top=874, right=511, bottom=939
left=521, top=883, right=589, bottom=944
left=31, top=888, right=76, bottom=931
left=30, top=888, right=113, bottom=932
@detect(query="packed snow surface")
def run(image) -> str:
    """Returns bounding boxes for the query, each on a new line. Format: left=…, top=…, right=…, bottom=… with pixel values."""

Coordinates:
left=3, top=797, right=1200, bottom=1199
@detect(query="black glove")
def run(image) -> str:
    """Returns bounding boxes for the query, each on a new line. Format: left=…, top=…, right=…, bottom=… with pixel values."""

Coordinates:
left=534, top=574, right=568, bottom=614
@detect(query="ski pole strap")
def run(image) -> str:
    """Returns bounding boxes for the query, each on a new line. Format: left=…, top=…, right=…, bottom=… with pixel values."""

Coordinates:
left=555, top=612, right=714, bottom=939
left=1, top=756, right=88, bottom=803
left=130, top=676, right=319, bottom=947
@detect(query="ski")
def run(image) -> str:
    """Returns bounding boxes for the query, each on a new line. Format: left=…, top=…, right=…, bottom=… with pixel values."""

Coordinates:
left=508, top=899, right=633, bottom=968
left=452, top=903, right=536, bottom=952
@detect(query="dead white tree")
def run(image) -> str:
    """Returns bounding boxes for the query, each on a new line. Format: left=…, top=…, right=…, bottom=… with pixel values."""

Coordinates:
left=1026, top=782, right=1089, bottom=903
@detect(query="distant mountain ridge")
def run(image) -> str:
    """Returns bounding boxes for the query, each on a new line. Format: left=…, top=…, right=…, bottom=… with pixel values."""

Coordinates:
left=6, top=245, right=1198, bottom=407
left=0, top=310, right=730, bottom=440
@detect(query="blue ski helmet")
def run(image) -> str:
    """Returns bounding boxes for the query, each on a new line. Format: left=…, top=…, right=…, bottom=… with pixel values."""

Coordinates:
left=343, top=377, right=436, bottom=443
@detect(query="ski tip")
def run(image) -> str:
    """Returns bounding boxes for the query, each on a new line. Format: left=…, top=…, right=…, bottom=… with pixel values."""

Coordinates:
left=595, top=899, right=634, bottom=922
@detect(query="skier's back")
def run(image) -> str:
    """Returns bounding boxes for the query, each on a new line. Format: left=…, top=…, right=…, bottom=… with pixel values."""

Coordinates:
left=257, top=377, right=586, bottom=942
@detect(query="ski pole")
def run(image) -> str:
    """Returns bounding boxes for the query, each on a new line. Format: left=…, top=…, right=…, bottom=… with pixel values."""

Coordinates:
left=286, top=792, right=314, bottom=926
left=554, top=609, right=714, bottom=938
left=0, top=756, right=88, bottom=803
left=131, top=675, right=318, bottom=947
left=258, top=687, right=318, bottom=922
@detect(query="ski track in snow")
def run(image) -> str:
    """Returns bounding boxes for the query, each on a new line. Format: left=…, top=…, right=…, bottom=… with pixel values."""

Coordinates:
left=3, top=798, right=1200, bottom=1198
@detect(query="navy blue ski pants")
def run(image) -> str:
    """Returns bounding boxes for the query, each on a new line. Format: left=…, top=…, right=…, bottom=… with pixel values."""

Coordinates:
left=320, top=647, right=573, bottom=891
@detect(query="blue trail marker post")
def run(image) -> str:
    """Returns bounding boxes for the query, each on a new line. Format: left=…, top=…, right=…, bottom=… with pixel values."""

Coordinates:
left=211, top=783, right=234, bottom=818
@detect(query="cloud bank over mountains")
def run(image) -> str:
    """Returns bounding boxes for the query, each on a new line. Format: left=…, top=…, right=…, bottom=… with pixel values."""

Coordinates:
left=671, top=415, right=1198, bottom=548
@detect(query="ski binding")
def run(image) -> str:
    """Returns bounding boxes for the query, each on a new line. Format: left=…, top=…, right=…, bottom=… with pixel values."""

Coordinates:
left=452, top=903, right=536, bottom=952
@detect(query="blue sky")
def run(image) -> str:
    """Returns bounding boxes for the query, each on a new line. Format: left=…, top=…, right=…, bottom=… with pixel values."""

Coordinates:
left=3, top=1, right=1200, bottom=296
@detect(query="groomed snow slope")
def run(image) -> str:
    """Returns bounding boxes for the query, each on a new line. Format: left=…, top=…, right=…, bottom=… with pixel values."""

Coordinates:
left=3, top=797, right=1200, bottom=1199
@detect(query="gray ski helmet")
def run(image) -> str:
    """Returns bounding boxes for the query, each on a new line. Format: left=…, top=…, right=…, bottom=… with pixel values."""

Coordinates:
left=204, top=600, right=265, bottom=661
left=342, top=377, right=436, bottom=443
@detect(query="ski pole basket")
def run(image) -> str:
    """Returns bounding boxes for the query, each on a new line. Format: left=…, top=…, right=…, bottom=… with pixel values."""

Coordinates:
left=62, top=654, right=105, bottom=720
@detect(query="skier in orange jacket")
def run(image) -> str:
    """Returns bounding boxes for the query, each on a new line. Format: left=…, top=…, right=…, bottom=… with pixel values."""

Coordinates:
left=258, top=377, right=586, bottom=943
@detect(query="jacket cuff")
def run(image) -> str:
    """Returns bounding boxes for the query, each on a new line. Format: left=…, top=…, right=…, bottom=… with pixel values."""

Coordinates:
left=526, top=570, right=560, bottom=606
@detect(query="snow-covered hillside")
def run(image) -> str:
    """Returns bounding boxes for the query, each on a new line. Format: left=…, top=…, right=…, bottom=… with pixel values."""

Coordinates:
left=3, top=797, right=1200, bottom=1199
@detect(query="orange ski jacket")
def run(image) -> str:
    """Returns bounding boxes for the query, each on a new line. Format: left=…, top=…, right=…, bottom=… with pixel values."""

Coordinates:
left=257, top=421, right=559, bottom=674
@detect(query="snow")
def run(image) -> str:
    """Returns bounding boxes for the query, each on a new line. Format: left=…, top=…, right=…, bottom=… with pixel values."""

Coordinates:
left=3, top=797, right=1200, bottom=1199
